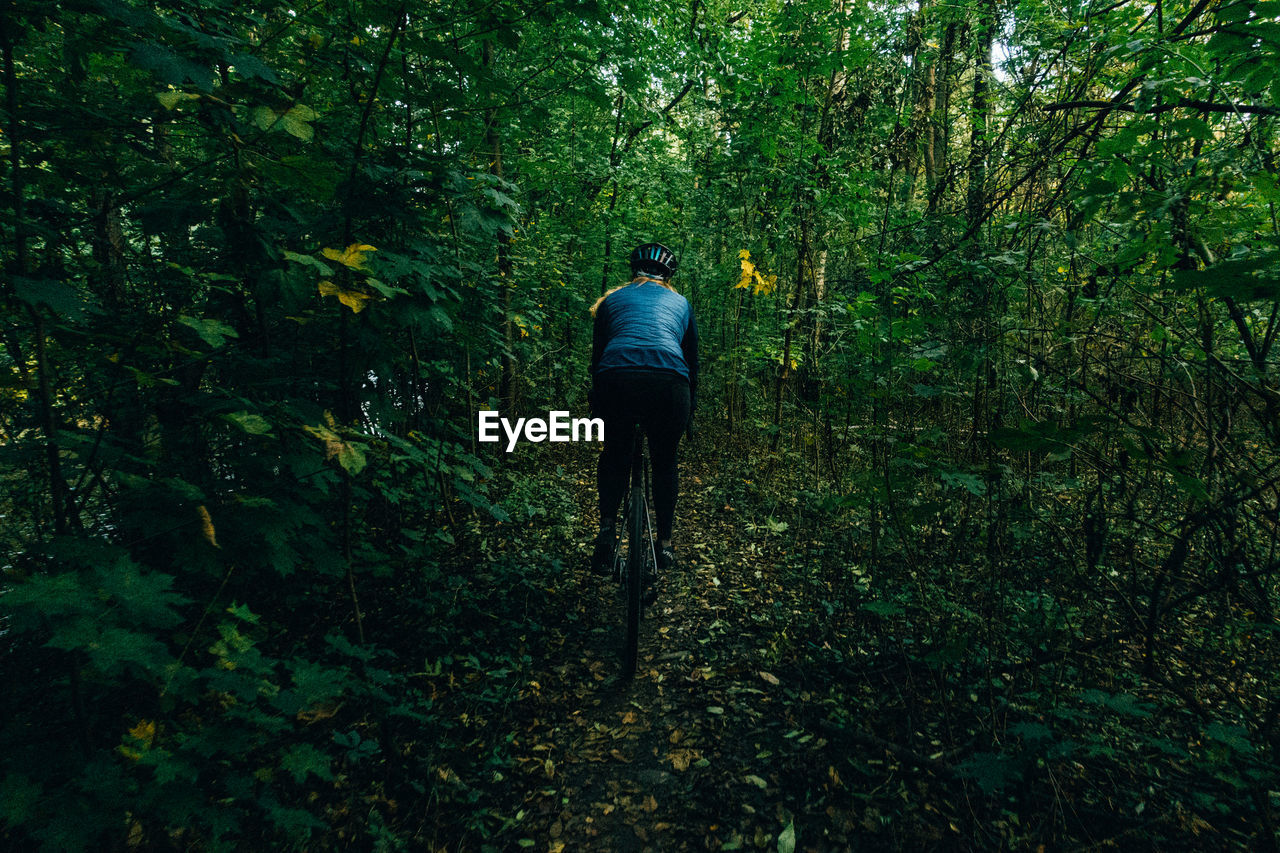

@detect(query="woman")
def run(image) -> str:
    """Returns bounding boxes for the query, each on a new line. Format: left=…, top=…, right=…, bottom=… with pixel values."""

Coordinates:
left=589, top=242, right=698, bottom=604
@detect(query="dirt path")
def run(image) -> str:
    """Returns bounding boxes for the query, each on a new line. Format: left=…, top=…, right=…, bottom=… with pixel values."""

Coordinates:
left=492, top=453, right=863, bottom=852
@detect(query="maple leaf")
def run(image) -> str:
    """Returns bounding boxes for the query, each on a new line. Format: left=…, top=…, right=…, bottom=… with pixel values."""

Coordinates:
left=321, top=243, right=377, bottom=270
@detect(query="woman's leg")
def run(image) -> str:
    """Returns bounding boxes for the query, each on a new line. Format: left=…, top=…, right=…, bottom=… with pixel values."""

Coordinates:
left=595, top=376, right=633, bottom=528
left=646, top=379, right=691, bottom=544
left=597, top=419, right=634, bottom=526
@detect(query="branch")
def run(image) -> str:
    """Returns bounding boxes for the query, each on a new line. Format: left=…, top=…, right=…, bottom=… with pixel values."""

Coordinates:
left=621, top=77, right=697, bottom=149
left=1043, top=97, right=1279, bottom=116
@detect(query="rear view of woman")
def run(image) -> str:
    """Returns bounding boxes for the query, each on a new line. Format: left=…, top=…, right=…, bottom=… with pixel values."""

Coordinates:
left=588, top=243, right=698, bottom=604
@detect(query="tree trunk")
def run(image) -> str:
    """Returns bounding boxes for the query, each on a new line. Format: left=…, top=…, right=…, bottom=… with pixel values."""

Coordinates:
left=484, top=39, right=516, bottom=412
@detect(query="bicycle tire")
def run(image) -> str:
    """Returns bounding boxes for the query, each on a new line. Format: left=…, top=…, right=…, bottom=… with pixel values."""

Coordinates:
left=622, top=480, right=644, bottom=678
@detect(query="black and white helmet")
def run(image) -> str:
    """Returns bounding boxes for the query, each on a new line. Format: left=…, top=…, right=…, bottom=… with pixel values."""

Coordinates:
left=629, top=242, right=678, bottom=280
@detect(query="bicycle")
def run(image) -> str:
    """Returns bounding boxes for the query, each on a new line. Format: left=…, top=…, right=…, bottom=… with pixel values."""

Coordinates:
left=614, top=426, right=657, bottom=678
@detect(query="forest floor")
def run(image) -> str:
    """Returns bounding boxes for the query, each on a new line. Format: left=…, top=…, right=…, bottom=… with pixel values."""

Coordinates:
left=384, top=432, right=1241, bottom=850
left=438, top=441, right=979, bottom=853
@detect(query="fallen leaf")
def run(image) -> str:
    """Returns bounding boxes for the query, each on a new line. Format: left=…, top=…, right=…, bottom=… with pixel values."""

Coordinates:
left=642, top=794, right=658, bottom=812
left=759, top=670, right=780, bottom=686
left=668, top=749, right=700, bottom=771
left=744, top=774, right=768, bottom=788
left=609, top=749, right=630, bottom=763
left=777, top=821, right=796, bottom=853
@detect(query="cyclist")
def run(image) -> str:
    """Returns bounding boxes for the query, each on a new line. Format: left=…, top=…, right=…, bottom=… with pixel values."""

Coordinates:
left=588, top=242, right=698, bottom=604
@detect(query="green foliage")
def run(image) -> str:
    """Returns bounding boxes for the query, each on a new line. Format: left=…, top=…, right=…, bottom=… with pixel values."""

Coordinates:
left=3, top=0, right=1280, bottom=846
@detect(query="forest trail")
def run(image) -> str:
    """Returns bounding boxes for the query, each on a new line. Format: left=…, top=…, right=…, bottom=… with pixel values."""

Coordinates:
left=483, top=445, right=890, bottom=852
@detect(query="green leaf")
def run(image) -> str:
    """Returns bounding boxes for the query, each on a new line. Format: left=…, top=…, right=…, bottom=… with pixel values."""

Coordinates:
left=266, top=104, right=320, bottom=142
left=252, top=105, right=278, bottom=131
left=228, top=53, right=279, bottom=83
left=156, top=90, right=199, bottom=110
left=956, top=751, right=1021, bottom=794
left=60, top=625, right=174, bottom=676
left=777, top=821, right=796, bottom=853
left=12, top=276, right=97, bottom=321
left=279, top=113, right=314, bottom=141
left=1205, top=722, right=1255, bottom=755
left=861, top=599, right=904, bottom=617
left=280, top=743, right=334, bottom=783
left=1172, top=472, right=1209, bottom=502
left=1169, top=251, right=1280, bottom=301
left=179, top=316, right=239, bottom=348
left=282, top=250, right=334, bottom=276
left=223, top=411, right=275, bottom=436
left=337, top=442, right=367, bottom=476
left=226, top=602, right=261, bottom=624
left=96, top=559, right=188, bottom=627
left=364, top=278, right=409, bottom=299
left=131, top=42, right=215, bottom=90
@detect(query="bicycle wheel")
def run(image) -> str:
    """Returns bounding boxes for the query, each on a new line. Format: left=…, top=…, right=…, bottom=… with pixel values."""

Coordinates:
left=622, top=479, right=644, bottom=678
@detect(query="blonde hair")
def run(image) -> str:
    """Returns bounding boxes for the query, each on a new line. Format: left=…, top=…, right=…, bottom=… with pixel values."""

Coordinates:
left=589, top=276, right=676, bottom=317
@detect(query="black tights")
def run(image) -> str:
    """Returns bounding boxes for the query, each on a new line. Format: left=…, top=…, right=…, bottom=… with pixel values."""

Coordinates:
left=593, top=370, right=691, bottom=542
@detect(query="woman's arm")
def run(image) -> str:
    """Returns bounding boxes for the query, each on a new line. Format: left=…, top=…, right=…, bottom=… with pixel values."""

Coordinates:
left=682, top=310, right=699, bottom=416
left=591, top=300, right=610, bottom=377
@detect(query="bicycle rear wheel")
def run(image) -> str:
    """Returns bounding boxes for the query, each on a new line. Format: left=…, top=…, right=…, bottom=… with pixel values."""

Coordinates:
left=622, top=481, right=644, bottom=678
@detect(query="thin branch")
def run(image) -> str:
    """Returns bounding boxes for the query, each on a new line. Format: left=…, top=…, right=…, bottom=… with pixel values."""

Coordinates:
left=1043, top=98, right=1279, bottom=116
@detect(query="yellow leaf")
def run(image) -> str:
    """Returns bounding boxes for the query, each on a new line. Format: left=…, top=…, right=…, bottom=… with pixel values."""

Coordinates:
left=304, top=422, right=343, bottom=460
left=337, top=290, right=371, bottom=313
left=297, top=701, right=342, bottom=724
left=197, top=505, right=219, bottom=548
left=129, top=720, right=156, bottom=745
left=321, top=243, right=377, bottom=270
left=318, top=280, right=372, bottom=313
left=668, top=748, right=700, bottom=771
left=736, top=254, right=756, bottom=290
left=119, top=719, right=157, bottom=760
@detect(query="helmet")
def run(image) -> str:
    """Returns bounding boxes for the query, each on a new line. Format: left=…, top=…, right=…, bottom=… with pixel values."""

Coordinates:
left=629, top=242, right=678, bottom=279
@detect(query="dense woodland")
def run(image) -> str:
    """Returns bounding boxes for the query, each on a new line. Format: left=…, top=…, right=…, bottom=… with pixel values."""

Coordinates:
left=3, top=0, right=1280, bottom=848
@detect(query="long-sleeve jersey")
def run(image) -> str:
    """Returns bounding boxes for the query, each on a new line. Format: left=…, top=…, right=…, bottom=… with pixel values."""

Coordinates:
left=591, top=281, right=699, bottom=406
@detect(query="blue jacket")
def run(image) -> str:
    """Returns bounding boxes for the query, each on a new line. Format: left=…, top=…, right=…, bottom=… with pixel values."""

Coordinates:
left=592, top=281, right=699, bottom=402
